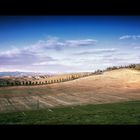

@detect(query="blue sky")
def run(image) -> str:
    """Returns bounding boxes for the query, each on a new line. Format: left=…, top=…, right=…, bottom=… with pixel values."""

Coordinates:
left=0, top=16, right=140, bottom=73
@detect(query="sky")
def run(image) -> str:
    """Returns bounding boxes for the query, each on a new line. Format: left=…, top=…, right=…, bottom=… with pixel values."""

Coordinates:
left=0, top=16, right=140, bottom=73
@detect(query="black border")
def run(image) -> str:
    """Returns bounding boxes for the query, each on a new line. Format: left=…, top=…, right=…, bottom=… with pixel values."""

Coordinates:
left=0, top=0, right=140, bottom=15
left=0, top=125, right=140, bottom=138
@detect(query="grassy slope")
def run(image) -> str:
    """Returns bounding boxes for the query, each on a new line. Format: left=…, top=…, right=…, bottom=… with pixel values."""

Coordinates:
left=0, top=100, right=140, bottom=125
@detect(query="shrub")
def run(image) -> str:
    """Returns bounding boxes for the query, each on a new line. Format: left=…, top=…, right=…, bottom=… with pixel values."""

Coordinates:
left=128, top=64, right=136, bottom=68
left=135, top=64, right=140, bottom=70
left=29, top=81, right=32, bottom=85
left=26, top=81, right=28, bottom=85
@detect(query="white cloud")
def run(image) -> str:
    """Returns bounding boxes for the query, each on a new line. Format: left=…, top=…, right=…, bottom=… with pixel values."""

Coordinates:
left=0, top=37, right=97, bottom=69
left=28, top=37, right=97, bottom=51
left=134, top=46, right=140, bottom=49
left=120, top=35, right=140, bottom=40
left=0, top=48, right=20, bottom=57
left=65, top=39, right=97, bottom=47
left=73, top=48, right=117, bottom=55
left=119, top=35, right=131, bottom=40
left=1, top=36, right=139, bottom=73
left=32, top=61, right=59, bottom=66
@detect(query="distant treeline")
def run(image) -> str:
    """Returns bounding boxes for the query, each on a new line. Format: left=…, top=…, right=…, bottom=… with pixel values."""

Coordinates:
left=91, top=64, right=140, bottom=74
left=0, top=64, right=140, bottom=87
left=104, top=63, right=140, bottom=71
left=0, top=73, right=94, bottom=87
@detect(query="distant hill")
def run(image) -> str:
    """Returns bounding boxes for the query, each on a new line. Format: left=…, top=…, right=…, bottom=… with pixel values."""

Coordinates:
left=0, top=71, right=55, bottom=77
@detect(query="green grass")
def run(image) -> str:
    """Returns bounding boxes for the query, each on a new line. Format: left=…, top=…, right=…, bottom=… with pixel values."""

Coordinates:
left=1, top=100, right=140, bottom=124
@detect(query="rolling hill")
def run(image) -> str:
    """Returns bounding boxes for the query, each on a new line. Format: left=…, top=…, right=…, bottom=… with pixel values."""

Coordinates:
left=0, top=68, right=140, bottom=113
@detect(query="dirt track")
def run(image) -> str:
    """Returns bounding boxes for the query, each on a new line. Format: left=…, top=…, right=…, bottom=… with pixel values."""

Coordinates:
left=0, top=69, right=140, bottom=113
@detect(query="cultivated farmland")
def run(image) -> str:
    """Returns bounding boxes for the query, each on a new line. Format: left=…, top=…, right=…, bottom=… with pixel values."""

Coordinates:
left=0, top=68, right=140, bottom=113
